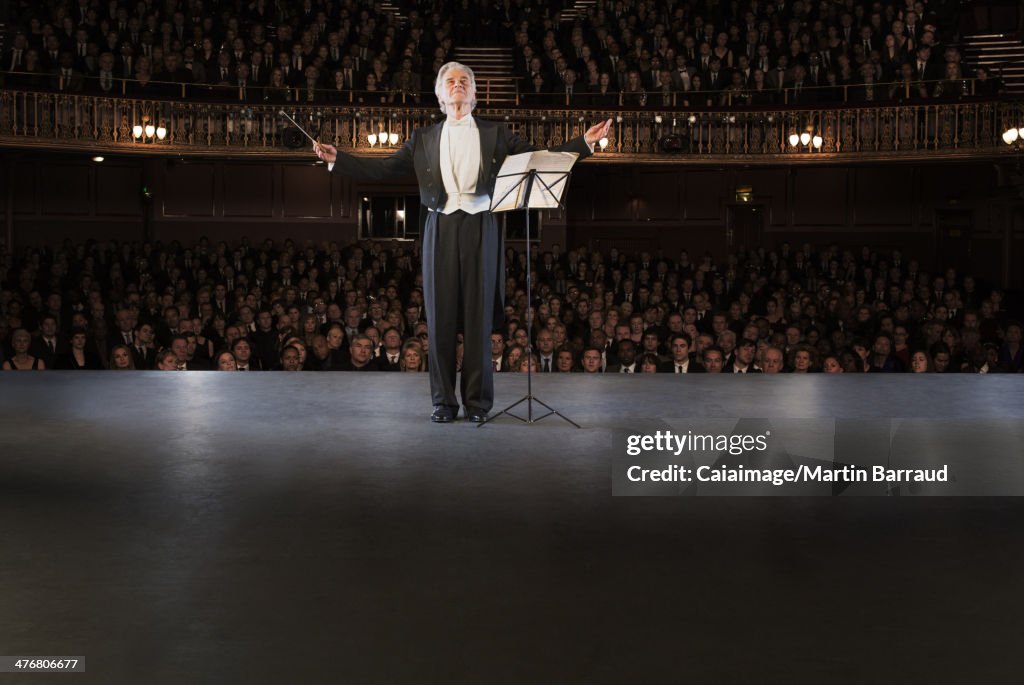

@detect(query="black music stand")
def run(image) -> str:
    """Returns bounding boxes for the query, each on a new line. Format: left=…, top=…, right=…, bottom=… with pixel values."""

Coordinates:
left=479, top=165, right=581, bottom=428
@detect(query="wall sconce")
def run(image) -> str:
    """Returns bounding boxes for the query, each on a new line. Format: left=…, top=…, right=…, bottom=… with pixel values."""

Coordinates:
left=789, top=131, right=823, bottom=150
left=133, top=118, right=167, bottom=142
left=367, top=130, right=401, bottom=147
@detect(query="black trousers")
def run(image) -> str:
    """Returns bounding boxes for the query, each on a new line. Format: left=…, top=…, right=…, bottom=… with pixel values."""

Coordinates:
left=421, top=209, right=499, bottom=412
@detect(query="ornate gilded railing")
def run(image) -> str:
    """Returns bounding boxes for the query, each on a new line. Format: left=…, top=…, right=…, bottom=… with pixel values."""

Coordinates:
left=1, top=89, right=1020, bottom=163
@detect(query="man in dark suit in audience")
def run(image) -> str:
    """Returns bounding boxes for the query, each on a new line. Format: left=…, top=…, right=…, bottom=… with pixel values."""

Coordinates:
left=131, top=322, right=156, bottom=369
left=658, top=333, right=706, bottom=373
left=31, top=315, right=68, bottom=367
left=724, top=339, right=763, bottom=373
left=376, top=329, right=403, bottom=370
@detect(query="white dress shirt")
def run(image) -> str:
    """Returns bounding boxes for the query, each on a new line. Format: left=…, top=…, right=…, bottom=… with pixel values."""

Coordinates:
left=438, top=115, right=489, bottom=214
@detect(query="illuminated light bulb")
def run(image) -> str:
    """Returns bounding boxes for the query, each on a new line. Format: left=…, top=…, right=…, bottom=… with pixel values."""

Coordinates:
left=156, top=126, right=167, bottom=140
left=132, top=125, right=143, bottom=138
left=144, top=124, right=155, bottom=138
left=1003, top=128, right=1020, bottom=145
left=788, top=133, right=799, bottom=147
left=598, top=137, right=608, bottom=150
left=367, top=133, right=377, bottom=146
left=388, top=132, right=399, bottom=145
left=800, top=132, right=811, bottom=146
left=812, top=135, right=823, bottom=149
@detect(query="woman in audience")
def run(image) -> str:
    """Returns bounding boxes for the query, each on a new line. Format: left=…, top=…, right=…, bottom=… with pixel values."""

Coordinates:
left=55, top=327, right=104, bottom=369
left=555, top=347, right=577, bottom=373
left=357, top=72, right=389, bottom=104
left=263, top=68, right=291, bottom=103
left=215, top=351, right=237, bottom=371
left=748, top=69, right=774, bottom=105
left=589, top=72, right=619, bottom=107
left=2, top=329, right=45, bottom=370
left=503, top=344, right=525, bottom=373
left=399, top=341, right=425, bottom=372
left=909, top=349, right=931, bottom=373
left=621, top=70, right=647, bottom=107
left=109, top=344, right=136, bottom=370
left=712, top=32, right=734, bottom=68
left=822, top=355, right=843, bottom=373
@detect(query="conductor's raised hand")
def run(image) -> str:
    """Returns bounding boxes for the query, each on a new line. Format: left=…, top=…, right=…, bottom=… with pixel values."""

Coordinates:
left=313, top=141, right=337, bottom=164
left=584, top=118, right=613, bottom=146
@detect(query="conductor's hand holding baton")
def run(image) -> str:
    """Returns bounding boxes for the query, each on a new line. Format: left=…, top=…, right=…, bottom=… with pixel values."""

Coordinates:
left=313, top=141, right=337, bottom=164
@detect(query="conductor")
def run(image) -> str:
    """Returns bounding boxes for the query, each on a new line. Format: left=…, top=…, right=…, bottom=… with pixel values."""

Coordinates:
left=315, top=61, right=612, bottom=423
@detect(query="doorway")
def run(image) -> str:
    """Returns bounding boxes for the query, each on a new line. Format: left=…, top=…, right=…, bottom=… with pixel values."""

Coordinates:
left=726, top=204, right=764, bottom=253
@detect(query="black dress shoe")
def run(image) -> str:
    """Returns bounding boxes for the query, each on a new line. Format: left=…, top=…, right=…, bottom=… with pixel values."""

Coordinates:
left=465, top=408, right=489, bottom=423
left=431, top=406, right=454, bottom=423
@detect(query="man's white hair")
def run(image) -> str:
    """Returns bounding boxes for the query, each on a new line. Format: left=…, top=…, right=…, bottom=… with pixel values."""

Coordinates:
left=434, top=61, right=477, bottom=115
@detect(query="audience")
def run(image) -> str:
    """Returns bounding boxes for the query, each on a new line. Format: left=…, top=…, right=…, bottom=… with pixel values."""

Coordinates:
left=0, top=235, right=1019, bottom=375
left=0, top=0, right=1002, bottom=107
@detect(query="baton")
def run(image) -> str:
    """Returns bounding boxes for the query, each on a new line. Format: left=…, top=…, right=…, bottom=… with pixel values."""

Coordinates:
left=277, top=110, right=319, bottom=145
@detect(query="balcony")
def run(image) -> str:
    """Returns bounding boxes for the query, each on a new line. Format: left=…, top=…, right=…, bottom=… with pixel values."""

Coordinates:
left=0, top=87, right=1019, bottom=164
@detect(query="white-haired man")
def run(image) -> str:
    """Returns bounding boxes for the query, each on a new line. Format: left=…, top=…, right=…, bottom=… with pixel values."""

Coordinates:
left=315, top=62, right=611, bottom=423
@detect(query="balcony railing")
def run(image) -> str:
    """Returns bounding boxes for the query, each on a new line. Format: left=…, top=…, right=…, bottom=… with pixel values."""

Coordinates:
left=0, top=88, right=1019, bottom=162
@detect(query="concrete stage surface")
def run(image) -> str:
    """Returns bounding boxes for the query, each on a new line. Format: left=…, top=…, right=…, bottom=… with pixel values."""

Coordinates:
left=1, top=373, right=1023, bottom=684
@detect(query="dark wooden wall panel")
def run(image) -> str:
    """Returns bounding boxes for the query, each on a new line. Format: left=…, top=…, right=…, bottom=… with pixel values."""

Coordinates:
left=682, top=170, right=724, bottom=222
left=223, top=164, right=274, bottom=217
left=162, top=162, right=215, bottom=217
left=6, top=152, right=1015, bottom=284
left=152, top=221, right=355, bottom=246
left=39, top=163, right=91, bottom=215
left=281, top=165, right=333, bottom=218
left=791, top=168, right=846, bottom=226
left=569, top=168, right=635, bottom=222
left=14, top=219, right=142, bottom=246
left=634, top=170, right=682, bottom=222
left=583, top=225, right=723, bottom=260
left=852, top=167, right=915, bottom=226
left=96, top=164, right=144, bottom=216
left=11, top=162, right=36, bottom=214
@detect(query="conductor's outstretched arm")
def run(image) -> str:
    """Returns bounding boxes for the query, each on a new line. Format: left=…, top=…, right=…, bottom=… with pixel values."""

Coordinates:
left=313, top=136, right=415, bottom=181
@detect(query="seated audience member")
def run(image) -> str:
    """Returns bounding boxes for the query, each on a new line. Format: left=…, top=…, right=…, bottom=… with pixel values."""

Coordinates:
left=400, top=341, right=426, bottom=372
left=659, top=333, right=704, bottom=373
left=909, top=349, right=931, bottom=373
left=155, top=349, right=179, bottom=371
left=54, top=327, right=103, bottom=369
left=581, top=347, right=604, bottom=373
left=215, top=351, right=238, bottom=371
left=280, top=345, right=303, bottom=371
left=555, top=348, right=577, bottom=373
left=109, top=344, right=136, bottom=370
left=2, top=329, right=46, bottom=370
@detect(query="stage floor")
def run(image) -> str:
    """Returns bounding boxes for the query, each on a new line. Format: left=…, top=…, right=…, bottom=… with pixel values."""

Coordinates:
left=1, top=373, right=1023, bottom=683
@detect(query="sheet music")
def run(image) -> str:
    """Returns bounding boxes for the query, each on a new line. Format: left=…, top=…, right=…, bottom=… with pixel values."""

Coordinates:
left=491, top=150, right=579, bottom=212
